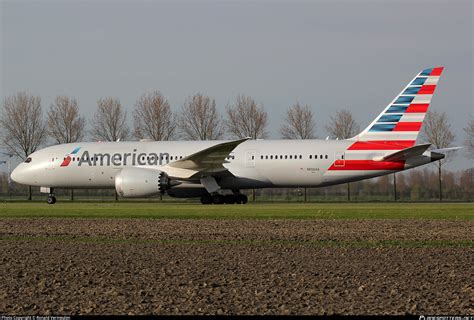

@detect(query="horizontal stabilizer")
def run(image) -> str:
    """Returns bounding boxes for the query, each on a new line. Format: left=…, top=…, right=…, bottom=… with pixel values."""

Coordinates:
left=374, top=143, right=431, bottom=162
left=430, top=146, right=463, bottom=153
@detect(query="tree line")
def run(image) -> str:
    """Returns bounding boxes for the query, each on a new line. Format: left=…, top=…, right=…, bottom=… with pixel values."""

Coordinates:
left=0, top=91, right=369, bottom=156
left=0, top=91, right=473, bottom=201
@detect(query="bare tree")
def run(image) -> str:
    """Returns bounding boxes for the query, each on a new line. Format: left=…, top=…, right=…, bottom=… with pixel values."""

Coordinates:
left=280, top=102, right=316, bottom=139
left=48, top=96, right=85, bottom=144
left=227, top=94, right=268, bottom=202
left=133, top=91, right=177, bottom=141
left=47, top=95, right=86, bottom=201
left=279, top=102, right=316, bottom=201
left=325, top=109, right=360, bottom=201
left=325, top=109, right=360, bottom=139
left=226, top=94, right=268, bottom=139
left=464, top=116, right=474, bottom=160
left=180, top=93, right=224, bottom=140
left=91, top=97, right=129, bottom=142
left=422, top=110, right=456, bottom=201
left=0, top=92, right=47, bottom=200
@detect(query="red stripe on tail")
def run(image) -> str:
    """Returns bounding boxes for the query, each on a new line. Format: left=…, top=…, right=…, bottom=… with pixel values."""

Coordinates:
left=348, top=140, right=415, bottom=150
left=418, top=85, right=436, bottom=94
left=430, top=67, right=444, bottom=76
left=393, top=122, right=422, bottom=131
left=406, top=104, right=429, bottom=113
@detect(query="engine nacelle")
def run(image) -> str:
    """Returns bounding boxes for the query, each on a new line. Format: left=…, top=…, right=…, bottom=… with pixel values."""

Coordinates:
left=115, top=167, right=171, bottom=198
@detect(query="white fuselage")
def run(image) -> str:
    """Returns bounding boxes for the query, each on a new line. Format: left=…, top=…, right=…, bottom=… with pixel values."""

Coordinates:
left=11, top=139, right=435, bottom=194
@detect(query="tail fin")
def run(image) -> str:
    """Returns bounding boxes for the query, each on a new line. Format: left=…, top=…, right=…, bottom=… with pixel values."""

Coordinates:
left=352, top=67, right=444, bottom=148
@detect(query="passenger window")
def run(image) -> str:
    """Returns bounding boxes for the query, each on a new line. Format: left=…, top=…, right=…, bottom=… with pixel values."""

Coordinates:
left=289, top=155, right=292, bottom=159
left=260, top=155, right=263, bottom=159
left=25, top=157, right=32, bottom=163
left=325, top=155, right=328, bottom=159
left=265, top=155, right=268, bottom=159
left=299, top=155, right=302, bottom=159
left=252, top=156, right=254, bottom=160
left=309, top=155, right=312, bottom=159
left=320, top=155, right=323, bottom=159
left=285, top=155, right=288, bottom=159
left=270, top=155, right=273, bottom=159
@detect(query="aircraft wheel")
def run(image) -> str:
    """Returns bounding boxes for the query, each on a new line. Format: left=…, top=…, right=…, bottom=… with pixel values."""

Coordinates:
left=200, top=195, right=213, bottom=205
left=238, top=194, right=248, bottom=204
left=224, top=195, right=236, bottom=204
left=47, top=196, right=56, bottom=204
left=212, top=194, right=225, bottom=205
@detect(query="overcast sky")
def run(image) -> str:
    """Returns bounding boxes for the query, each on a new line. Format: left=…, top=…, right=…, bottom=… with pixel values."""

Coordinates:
left=1, top=0, right=472, bottom=170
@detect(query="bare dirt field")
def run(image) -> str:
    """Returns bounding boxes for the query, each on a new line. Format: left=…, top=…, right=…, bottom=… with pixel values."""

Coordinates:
left=0, top=218, right=473, bottom=315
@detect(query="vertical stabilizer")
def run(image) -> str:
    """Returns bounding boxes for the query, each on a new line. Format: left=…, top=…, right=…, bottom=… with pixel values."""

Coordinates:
left=351, top=67, right=444, bottom=149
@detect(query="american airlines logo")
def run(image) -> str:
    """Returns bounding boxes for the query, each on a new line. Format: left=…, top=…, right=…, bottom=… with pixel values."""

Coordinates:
left=61, top=148, right=171, bottom=167
left=60, top=147, right=81, bottom=167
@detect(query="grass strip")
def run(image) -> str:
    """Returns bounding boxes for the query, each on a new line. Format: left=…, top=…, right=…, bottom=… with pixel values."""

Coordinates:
left=0, top=202, right=473, bottom=220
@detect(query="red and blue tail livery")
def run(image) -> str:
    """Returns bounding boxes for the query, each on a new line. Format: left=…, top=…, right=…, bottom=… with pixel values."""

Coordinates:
left=352, top=67, right=444, bottom=149
left=329, top=67, right=445, bottom=172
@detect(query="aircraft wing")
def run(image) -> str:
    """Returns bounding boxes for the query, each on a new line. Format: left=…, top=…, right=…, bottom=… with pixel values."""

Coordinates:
left=162, top=137, right=250, bottom=179
left=375, top=143, right=432, bottom=162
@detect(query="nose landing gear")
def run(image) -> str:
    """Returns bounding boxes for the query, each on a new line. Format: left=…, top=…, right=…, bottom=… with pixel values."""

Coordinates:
left=47, top=189, right=56, bottom=204
left=40, top=187, right=56, bottom=204
left=47, top=195, right=56, bottom=204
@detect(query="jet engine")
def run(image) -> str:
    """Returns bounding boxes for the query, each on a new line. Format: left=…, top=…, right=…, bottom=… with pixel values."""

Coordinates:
left=115, top=167, right=177, bottom=198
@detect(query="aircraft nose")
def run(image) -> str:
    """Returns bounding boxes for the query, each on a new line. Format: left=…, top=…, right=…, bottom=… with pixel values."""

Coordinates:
left=11, top=164, right=26, bottom=184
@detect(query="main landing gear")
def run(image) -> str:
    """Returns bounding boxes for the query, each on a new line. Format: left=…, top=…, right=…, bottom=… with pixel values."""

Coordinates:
left=200, top=193, right=248, bottom=205
left=47, top=188, right=56, bottom=204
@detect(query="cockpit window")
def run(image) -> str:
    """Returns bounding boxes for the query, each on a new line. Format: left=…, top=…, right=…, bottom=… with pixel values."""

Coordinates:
left=25, top=157, right=32, bottom=163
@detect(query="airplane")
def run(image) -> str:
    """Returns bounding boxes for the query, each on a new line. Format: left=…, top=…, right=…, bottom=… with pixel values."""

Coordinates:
left=11, top=67, right=452, bottom=205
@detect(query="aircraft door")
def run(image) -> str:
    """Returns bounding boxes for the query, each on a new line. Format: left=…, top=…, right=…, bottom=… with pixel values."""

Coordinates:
left=334, top=151, right=345, bottom=167
left=245, top=150, right=256, bottom=168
